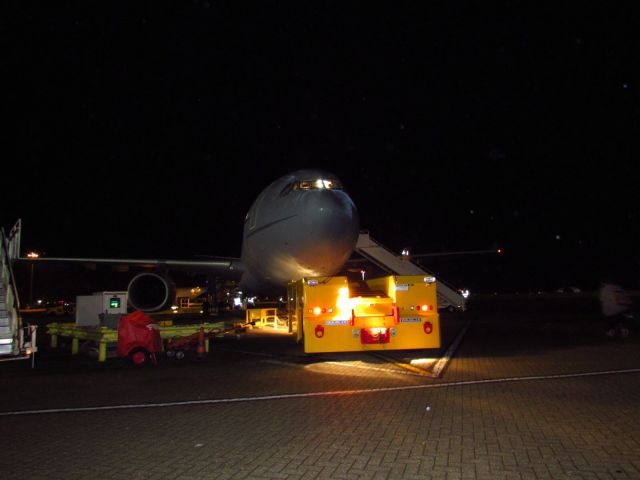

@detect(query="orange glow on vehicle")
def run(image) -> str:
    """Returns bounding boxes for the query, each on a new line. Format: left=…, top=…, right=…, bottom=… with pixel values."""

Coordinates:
left=334, top=287, right=351, bottom=318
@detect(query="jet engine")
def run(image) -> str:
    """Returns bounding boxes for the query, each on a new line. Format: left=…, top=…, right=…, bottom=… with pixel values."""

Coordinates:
left=127, top=272, right=176, bottom=312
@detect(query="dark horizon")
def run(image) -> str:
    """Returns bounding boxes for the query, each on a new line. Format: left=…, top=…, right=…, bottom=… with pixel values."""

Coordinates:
left=4, top=3, right=639, bottom=294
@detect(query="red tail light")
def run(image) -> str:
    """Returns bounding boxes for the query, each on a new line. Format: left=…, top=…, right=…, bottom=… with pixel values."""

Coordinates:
left=361, top=327, right=390, bottom=344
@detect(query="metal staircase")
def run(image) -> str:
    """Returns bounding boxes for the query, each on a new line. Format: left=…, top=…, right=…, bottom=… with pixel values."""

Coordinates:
left=0, top=276, right=13, bottom=355
left=1, top=219, right=37, bottom=365
left=355, top=231, right=467, bottom=311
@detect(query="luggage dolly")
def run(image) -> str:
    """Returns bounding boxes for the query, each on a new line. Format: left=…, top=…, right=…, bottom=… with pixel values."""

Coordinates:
left=165, top=322, right=253, bottom=359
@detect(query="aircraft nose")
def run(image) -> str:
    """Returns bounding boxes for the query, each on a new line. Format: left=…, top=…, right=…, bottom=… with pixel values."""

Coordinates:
left=302, top=190, right=360, bottom=244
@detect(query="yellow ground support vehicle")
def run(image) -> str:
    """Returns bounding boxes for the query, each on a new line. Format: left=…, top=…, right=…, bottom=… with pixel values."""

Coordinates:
left=287, top=274, right=440, bottom=353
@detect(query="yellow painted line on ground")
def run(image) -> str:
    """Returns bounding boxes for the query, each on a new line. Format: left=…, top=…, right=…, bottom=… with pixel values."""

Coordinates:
left=366, top=318, right=472, bottom=378
left=367, top=351, right=435, bottom=377
left=431, top=319, right=471, bottom=378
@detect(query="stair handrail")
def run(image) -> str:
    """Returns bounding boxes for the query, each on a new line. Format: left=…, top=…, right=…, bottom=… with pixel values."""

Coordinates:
left=357, top=230, right=466, bottom=308
left=356, top=230, right=414, bottom=274
left=358, top=230, right=455, bottom=284
left=357, top=230, right=404, bottom=260
left=1, top=224, right=21, bottom=309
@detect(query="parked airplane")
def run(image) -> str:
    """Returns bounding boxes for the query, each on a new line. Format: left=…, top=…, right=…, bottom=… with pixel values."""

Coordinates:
left=9, top=169, right=360, bottom=312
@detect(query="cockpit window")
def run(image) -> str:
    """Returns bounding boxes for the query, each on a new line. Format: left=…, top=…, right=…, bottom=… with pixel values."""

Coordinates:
left=296, top=178, right=342, bottom=191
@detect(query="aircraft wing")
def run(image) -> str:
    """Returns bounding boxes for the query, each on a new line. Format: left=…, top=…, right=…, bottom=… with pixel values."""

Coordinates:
left=4, top=219, right=245, bottom=311
left=6, top=218, right=243, bottom=278
left=12, top=254, right=244, bottom=312
left=11, top=255, right=244, bottom=312
left=18, top=256, right=244, bottom=279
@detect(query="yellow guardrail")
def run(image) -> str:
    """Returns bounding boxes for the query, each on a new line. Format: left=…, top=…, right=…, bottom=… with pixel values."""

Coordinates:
left=47, top=321, right=230, bottom=362
left=245, top=308, right=286, bottom=329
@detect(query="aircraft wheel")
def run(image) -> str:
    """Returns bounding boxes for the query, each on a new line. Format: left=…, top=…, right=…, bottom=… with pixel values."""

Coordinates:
left=128, top=347, right=150, bottom=366
left=175, top=350, right=185, bottom=360
left=166, top=349, right=175, bottom=358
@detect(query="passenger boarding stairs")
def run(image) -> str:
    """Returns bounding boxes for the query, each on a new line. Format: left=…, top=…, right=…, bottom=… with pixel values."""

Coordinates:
left=1, top=219, right=36, bottom=363
left=355, top=231, right=467, bottom=311
left=0, top=274, right=13, bottom=355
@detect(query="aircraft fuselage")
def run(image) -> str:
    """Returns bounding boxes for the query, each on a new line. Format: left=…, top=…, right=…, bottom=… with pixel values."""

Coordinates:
left=239, top=169, right=360, bottom=293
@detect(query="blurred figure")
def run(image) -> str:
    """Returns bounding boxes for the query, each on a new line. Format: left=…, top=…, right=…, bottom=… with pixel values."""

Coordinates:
left=202, top=297, right=211, bottom=318
left=598, top=279, right=634, bottom=338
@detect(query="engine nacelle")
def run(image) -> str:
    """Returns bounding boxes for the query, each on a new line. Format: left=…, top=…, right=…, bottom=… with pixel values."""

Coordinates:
left=127, top=272, right=176, bottom=312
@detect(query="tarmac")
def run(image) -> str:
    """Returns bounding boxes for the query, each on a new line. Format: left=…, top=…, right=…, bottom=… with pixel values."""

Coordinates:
left=1, top=298, right=639, bottom=479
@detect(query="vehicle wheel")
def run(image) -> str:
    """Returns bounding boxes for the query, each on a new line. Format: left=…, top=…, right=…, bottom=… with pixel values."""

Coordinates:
left=166, top=349, right=175, bottom=358
left=128, top=347, right=150, bottom=366
left=175, top=350, right=185, bottom=360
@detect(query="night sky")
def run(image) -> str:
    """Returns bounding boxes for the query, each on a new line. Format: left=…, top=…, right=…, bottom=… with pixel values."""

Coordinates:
left=3, top=3, right=639, bottom=294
